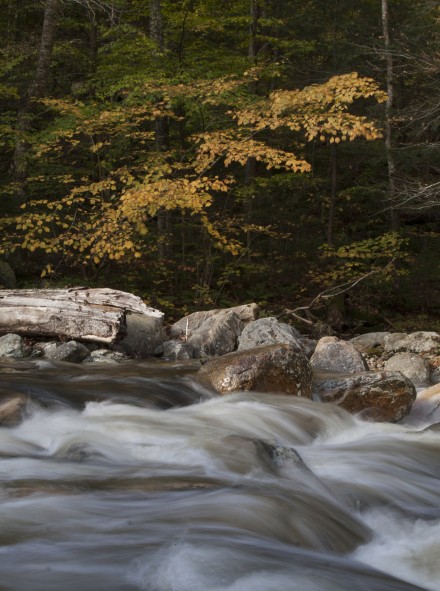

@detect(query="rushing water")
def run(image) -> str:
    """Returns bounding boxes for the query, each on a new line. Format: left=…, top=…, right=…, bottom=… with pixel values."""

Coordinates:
left=1, top=358, right=440, bottom=591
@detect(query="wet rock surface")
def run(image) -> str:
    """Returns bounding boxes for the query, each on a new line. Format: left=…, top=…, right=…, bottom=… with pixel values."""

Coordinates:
left=313, top=370, right=417, bottom=422
left=199, top=343, right=313, bottom=397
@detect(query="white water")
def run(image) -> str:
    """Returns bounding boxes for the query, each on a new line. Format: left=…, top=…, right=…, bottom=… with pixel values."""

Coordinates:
left=1, top=360, right=440, bottom=591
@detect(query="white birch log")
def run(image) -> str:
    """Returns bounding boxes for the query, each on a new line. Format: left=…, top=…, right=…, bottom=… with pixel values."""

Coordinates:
left=0, top=288, right=163, bottom=344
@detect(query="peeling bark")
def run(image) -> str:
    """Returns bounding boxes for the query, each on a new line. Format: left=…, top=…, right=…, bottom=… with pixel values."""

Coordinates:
left=0, top=288, right=162, bottom=344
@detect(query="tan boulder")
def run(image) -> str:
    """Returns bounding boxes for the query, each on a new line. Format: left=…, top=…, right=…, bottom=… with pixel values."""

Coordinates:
left=198, top=343, right=312, bottom=397
left=0, top=394, right=27, bottom=426
left=418, top=383, right=440, bottom=401
left=313, top=371, right=416, bottom=422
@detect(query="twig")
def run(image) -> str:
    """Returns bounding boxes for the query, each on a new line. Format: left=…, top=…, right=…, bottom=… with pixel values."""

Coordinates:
left=283, top=259, right=396, bottom=325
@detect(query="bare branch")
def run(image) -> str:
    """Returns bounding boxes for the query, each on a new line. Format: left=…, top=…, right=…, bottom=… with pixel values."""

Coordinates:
left=282, top=259, right=396, bottom=327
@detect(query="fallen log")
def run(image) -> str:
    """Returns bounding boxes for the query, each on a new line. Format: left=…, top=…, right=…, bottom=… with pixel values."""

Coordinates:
left=0, top=288, right=163, bottom=344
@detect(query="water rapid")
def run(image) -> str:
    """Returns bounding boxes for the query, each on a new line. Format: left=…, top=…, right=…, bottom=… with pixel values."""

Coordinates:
left=1, top=359, right=440, bottom=591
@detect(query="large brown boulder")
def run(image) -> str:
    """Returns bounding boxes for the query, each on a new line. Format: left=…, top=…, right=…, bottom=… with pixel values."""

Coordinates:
left=198, top=343, right=312, bottom=397
left=313, top=371, right=416, bottom=422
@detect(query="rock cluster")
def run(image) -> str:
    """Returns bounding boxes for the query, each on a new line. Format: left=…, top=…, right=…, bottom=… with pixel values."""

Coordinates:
left=2, top=289, right=440, bottom=423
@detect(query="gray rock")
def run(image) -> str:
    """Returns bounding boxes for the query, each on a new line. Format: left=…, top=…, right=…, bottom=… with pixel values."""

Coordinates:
left=0, top=333, right=25, bottom=359
left=384, top=352, right=430, bottom=388
left=310, top=336, right=368, bottom=373
left=188, top=310, right=243, bottom=357
left=350, top=332, right=390, bottom=354
left=46, top=341, right=90, bottom=363
left=198, top=343, right=312, bottom=397
left=238, top=317, right=302, bottom=352
left=156, top=340, right=194, bottom=360
left=384, top=331, right=440, bottom=355
left=32, top=341, right=58, bottom=358
left=313, top=370, right=416, bottom=422
left=0, top=394, right=27, bottom=426
left=83, top=349, right=128, bottom=364
left=116, top=312, right=165, bottom=358
left=430, top=367, right=440, bottom=385
left=170, top=303, right=258, bottom=340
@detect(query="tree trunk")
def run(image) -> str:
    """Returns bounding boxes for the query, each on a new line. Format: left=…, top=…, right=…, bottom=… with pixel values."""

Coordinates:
left=149, top=0, right=171, bottom=258
left=381, top=0, right=399, bottom=231
left=243, top=0, right=260, bottom=259
left=13, top=0, right=61, bottom=206
left=327, top=145, right=337, bottom=246
left=31, top=0, right=61, bottom=98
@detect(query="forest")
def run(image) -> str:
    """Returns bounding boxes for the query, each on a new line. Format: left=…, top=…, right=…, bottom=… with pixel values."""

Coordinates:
left=0, top=0, right=439, bottom=331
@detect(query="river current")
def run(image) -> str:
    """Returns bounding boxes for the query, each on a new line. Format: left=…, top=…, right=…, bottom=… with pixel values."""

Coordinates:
left=1, top=358, right=440, bottom=591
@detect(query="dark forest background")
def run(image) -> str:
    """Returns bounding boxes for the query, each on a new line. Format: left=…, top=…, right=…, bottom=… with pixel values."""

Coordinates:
left=1, top=0, right=440, bottom=331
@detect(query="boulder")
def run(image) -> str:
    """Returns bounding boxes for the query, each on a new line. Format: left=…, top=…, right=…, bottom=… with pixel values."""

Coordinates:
left=313, top=371, right=416, bottom=422
left=155, top=340, right=194, bottom=360
left=32, top=341, right=58, bottom=358
left=170, top=303, right=258, bottom=339
left=384, top=331, right=440, bottom=355
left=0, top=333, right=25, bottom=359
left=0, top=394, right=27, bottom=426
left=350, top=332, right=390, bottom=354
left=384, top=352, right=430, bottom=388
left=198, top=343, right=313, bottom=397
left=237, top=317, right=302, bottom=351
left=187, top=310, right=243, bottom=357
left=115, top=312, right=165, bottom=358
left=310, top=336, right=368, bottom=374
left=430, top=365, right=440, bottom=385
left=46, top=341, right=90, bottom=363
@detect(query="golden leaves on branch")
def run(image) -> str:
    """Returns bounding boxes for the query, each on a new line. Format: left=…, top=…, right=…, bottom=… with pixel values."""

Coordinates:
left=232, top=72, right=386, bottom=144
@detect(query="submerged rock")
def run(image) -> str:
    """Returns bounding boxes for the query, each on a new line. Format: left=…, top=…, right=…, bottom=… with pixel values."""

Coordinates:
left=46, top=341, right=90, bottom=363
left=417, top=383, right=440, bottom=400
left=314, top=370, right=416, bottom=422
left=82, top=349, right=128, bottom=364
left=155, top=340, right=194, bottom=360
left=0, top=394, right=27, bottom=426
left=198, top=343, right=312, bottom=397
left=310, top=336, right=368, bottom=374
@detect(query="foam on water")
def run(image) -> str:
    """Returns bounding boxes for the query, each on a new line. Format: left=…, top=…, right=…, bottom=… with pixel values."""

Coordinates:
left=0, top=363, right=439, bottom=590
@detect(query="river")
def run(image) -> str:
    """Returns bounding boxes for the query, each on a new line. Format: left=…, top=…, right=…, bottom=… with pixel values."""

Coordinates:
left=1, top=358, right=440, bottom=591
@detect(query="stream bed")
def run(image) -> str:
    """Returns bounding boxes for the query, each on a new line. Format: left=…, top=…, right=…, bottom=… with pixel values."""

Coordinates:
left=1, top=359, right=440, bottom=591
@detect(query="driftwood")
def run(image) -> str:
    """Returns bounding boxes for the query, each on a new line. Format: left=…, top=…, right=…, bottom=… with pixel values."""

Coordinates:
left=0, top=287, right=163, bottom=344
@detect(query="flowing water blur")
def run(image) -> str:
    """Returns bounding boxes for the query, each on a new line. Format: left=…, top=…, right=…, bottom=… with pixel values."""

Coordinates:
left=1, top=358, right=440, bottom=591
